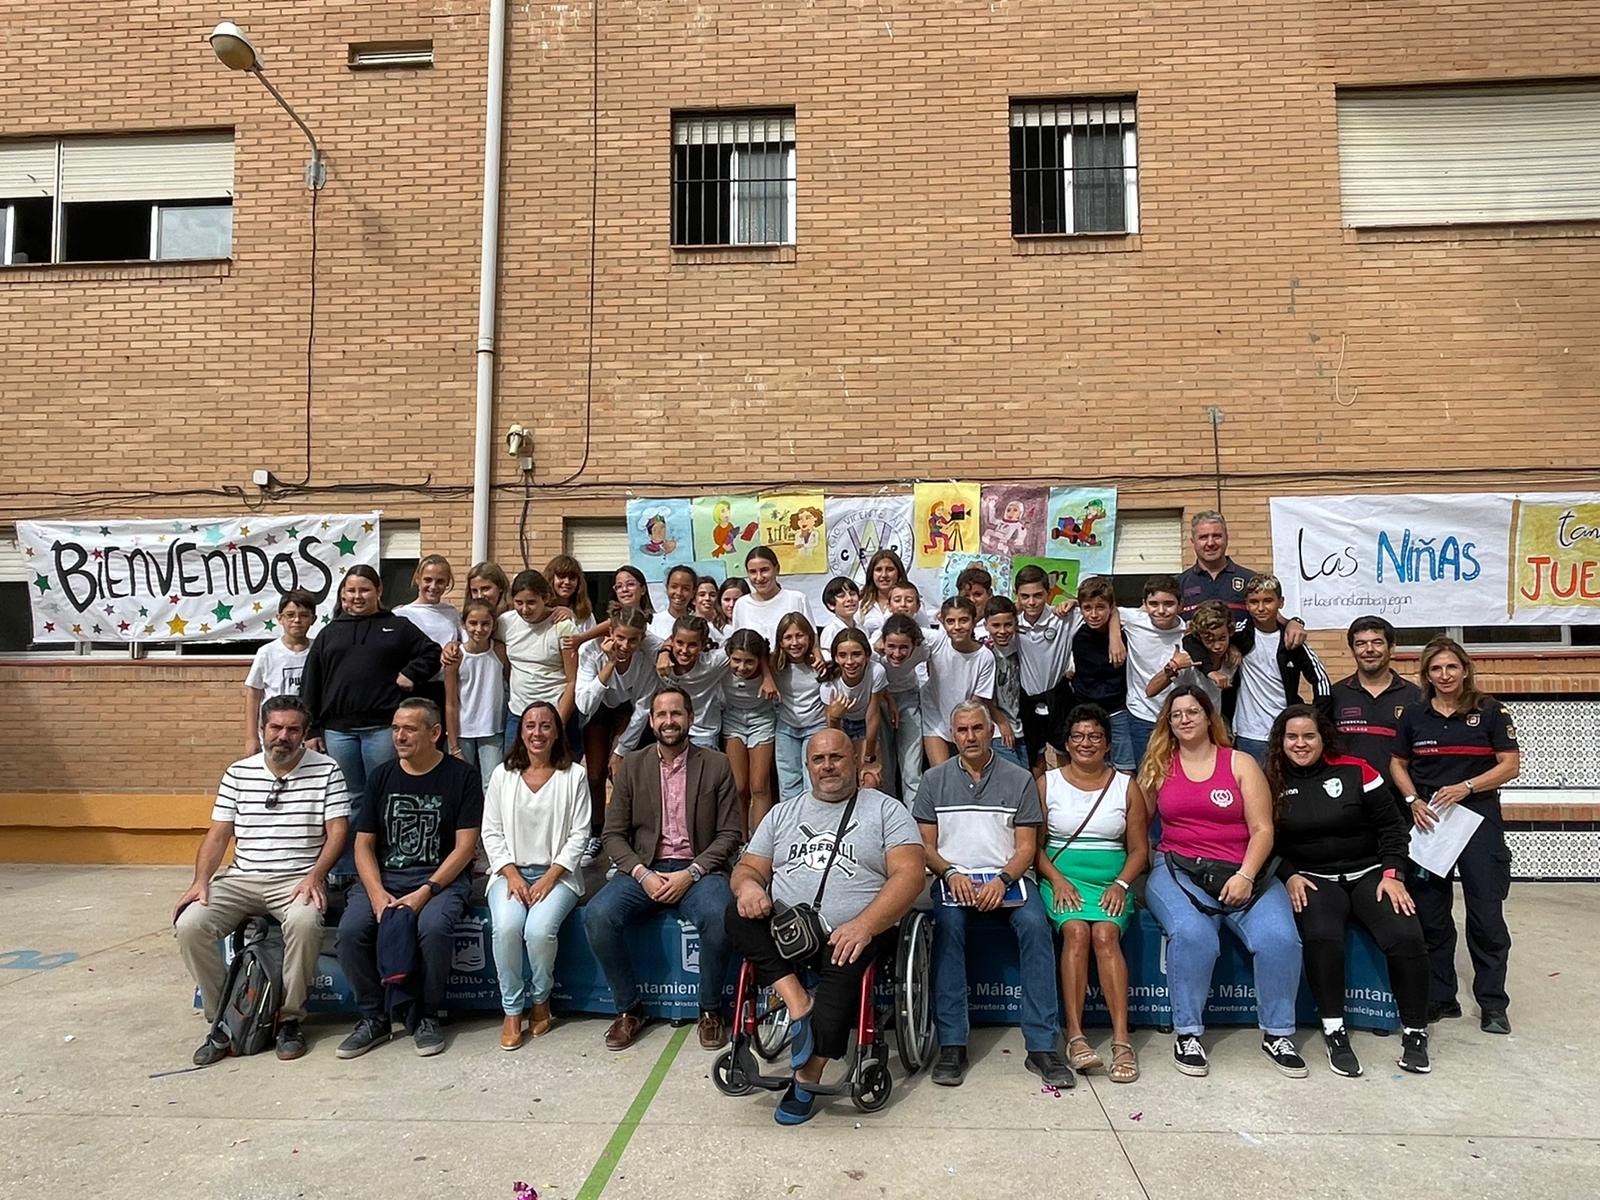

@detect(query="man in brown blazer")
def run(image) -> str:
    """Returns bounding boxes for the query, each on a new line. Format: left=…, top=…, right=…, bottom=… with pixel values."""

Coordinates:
left=583, top=685, right=742, bottom=1051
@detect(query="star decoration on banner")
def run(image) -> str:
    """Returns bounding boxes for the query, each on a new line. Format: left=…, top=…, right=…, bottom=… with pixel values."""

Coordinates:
left=43, top=622, right=54, bottom=633
left=362, top=520, right=375, bottom=533
left=200, top=622, right=212, bottom=634
left=202, top=525, right=225, bottom=545
left=252, top=602, right=263, bottom=613
left=118, top=621, right=131, bottom=633
left=103, top=604, right=114, bottom=616
left=169, top=595, right=180, bottom=605
left=157, top=536, right=167, bottom=545
left=286, top=526, right=300, bottom=539
left=97, top=526, right=110, bottom=535
left=189, top=524, right=200, bottom=533
left=240, top=526, right=251, bottom=536
left=24, top=546, right=33, bottom=558
left=72, top=624, right=82, bottom=635
left=167, top=615, right=189, bottom=636
left=335, top=534, right=358, bottom=556
left=138, top=606, right=149, bottom=617
left=172, top=521, right=186, bottom=533
left=92, top=549, right=104, bottom=561
left=33, top=574, right=50, bottom=595
left=143, top=625, right=156, bottom=636
left=226, top=542, right=237, bottom=552
left=320, top=615, right=331, bottom=625
left=264, top=534, right=278, bottom=546
left=264, top=619, right=276, bottom=632
left=91, top=624, right=102, bottom=634
left=320, top=521, right=331, bottom=531
left=212, top=601, right=234, bottom=622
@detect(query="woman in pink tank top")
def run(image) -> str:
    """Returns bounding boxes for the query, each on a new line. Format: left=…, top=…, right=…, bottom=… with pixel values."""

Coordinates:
left=1137, top=685, right=1306, bottom=1080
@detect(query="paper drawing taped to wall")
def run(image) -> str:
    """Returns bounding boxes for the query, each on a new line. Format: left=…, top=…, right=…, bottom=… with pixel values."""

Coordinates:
left=824, top=495, right=915, bottom=585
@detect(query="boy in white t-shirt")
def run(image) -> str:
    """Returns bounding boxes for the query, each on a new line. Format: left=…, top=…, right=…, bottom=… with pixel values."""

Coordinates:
left=243, top=589, right=316, bottom=755
left=817, top=575, right=863, bottom=659
left=919, top=596, right=996, bottom=769
left=1118, top=575, right=1187, bottom=768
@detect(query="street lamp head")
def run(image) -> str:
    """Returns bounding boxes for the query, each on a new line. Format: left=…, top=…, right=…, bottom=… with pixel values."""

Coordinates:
left=209, top=21, right=260, bottom=71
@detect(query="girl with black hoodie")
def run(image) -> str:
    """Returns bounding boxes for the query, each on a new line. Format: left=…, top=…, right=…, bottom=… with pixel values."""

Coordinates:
left=302, top=566, right=442, bottom=839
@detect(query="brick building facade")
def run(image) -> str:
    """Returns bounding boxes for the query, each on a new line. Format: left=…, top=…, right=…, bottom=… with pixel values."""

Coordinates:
left=3, top=1, right=1598, bottom=867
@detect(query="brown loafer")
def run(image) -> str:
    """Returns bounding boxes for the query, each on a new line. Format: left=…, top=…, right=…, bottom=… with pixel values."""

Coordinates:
left=528, top=1000, right=554, bottom=1039
left=604, top=1009, right=651, bottom=1051
left=697, top=1010, right=729, bottom=1051
left=499, top=1015, right=524, bottom=1052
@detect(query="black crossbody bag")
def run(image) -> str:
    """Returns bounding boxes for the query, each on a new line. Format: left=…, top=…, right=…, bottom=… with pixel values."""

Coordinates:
left=1165, top=851, right=1282, bottom=917
left=770, top=794, right=859, bottom=962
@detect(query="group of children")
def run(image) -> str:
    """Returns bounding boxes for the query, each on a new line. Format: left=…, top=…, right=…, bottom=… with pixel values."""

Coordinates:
left=244, top=544, right=1331, bottom=859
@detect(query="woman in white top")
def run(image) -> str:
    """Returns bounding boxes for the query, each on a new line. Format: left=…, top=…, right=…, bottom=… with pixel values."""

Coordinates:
left=1035, top=703, right=1150, bottom=1084
left=730, top=546, right=812, bottom=647
left=482, top=701, right=591, bottom=1051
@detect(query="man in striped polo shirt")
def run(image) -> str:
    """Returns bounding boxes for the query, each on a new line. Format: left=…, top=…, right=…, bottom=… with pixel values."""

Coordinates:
left=175, top=695, right=350, bottom=1064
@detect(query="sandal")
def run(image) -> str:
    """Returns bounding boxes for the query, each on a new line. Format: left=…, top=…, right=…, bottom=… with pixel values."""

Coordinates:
left=1109, top=1040, right=1139, bottom=1084
left=1067, top=1036, right=1104, bottom=1073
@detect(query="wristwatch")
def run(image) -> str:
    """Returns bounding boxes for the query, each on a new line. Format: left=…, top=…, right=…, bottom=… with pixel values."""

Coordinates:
left=688, top=863, right=705, bottom=883
left=1112, top=878, right=1131, bottom=891
left=998, top=870, right=1016, bottom=887
left=1463, top=779, right=1476, bottom=795
left=1404, top=795, right=1420, bottom=806
left=423, top=879, right=443, bottom=897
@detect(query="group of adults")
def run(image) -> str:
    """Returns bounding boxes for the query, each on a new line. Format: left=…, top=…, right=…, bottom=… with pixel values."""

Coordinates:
left=172, top=511, right=1523, bottom=1125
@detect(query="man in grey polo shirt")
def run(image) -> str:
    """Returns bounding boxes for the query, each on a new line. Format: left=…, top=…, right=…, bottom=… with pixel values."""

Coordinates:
left=914, top=699, right=1071, bottom=1089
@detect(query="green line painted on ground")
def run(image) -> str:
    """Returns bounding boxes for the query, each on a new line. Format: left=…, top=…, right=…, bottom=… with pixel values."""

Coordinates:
left=574, top=1023, right=691, bottom=1200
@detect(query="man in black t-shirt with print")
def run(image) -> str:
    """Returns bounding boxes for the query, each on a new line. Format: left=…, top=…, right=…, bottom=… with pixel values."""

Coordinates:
left=335, top=698, right=482, bottom=1059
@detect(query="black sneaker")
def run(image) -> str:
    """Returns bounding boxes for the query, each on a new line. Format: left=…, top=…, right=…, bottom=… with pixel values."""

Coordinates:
left=335, top=1017, right=391, bottom=1059
left=414, top=1017, right=446, bottom=1056
left=1173, top=1034, right=1208, bottom=1077
left=1480, top=1009, right=1512, bottom=1035
left=1398, top=1029, right=1432, bottom=1074
left=1322, top=1028, right=1362, bottom=1077
left=1428, top=999, right=1463, bottom=1023
left=1261, top=1035, right=1309, bottom=1078
left=930, top=1045, right=969, bottom=1087
left=191, top=1035, right=229, bottom=1067
left=580, top=836, right=604, bottom=867
left=1025, top=1050, right=1076, bottom=1088
left=275, top=1020, right=307, bottom=1062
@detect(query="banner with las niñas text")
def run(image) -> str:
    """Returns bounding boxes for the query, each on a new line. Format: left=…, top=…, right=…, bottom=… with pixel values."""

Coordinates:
left=1271, top=493, right=1600, bottom=629
left=16, top=513, right=381, bottom=643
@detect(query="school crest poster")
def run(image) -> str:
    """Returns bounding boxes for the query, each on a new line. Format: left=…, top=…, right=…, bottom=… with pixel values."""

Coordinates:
left=824, top=495, right=915, bottom=585
left=980, top=485, right=1047, bottom=558
left=625, top=498, right=694, bottom=582
left=758, top=491, right=828, bottom=575
left=691, top=494, right=761, bottom=576
left=913, top=481, right=981, bottom=570
left=1045, top=487, right=1117, bottom=574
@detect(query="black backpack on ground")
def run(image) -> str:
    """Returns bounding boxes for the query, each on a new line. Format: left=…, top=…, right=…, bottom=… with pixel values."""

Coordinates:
left=208, top=918, right=286, bottom=1056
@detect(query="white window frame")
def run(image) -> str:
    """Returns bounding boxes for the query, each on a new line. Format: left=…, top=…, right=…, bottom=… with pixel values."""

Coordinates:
left=1011, top=99, right=1140, bottom=237
left=1395, top=623, right=1590, bottom=653
left=2, top=204, right=13, bottom=265
left=727, top=144, right=797, bottom=247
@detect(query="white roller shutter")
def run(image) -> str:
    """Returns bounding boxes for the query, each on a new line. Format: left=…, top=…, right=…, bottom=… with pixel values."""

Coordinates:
left=1010, top=99, right=1136, bottom=128
left=1338, top=84, right=1600, bottom=227
left=0, top=528, right=28, bottom=583
left=674, top=114, right=795, bottom=145
left=1112, top=510, right=1182, bottom=574
left=565, top=518, right=630, bottom=572
left=378, top=520, right=420, bottom=559
left=0, top=141, right=56, bottom=197
left=59, top=132, right=234, bottom=204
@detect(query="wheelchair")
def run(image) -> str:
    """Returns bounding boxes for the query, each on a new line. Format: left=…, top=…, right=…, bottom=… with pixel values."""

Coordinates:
left=711, top=907, right=936, bottom=1112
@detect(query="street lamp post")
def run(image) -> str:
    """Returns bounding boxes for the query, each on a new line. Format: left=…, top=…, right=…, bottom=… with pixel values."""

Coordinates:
left=208, top=21, right=326, bottom=189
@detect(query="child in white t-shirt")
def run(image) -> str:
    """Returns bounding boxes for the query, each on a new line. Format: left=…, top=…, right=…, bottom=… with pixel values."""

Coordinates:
left=445, top=597, right=508, bottom=791
left=919, top=595, right=997, bottom=768
left=820, top=627, right=888, bottom=777
left=772, top=611, right=826, bottom=802
left=817, top=575, right=863, bottom=660
left=243, top=589, right=315, bottom=755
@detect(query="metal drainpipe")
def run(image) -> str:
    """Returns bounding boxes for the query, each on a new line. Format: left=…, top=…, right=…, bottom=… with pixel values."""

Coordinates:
left=470, top=0, right=508, bottom=565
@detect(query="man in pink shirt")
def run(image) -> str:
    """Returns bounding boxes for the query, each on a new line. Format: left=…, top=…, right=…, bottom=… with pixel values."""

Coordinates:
left=585, top=686, right=743, bottom=1052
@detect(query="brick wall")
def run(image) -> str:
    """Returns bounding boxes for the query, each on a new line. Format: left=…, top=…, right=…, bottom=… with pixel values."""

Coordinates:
left=4, top=1, right=1600, bottom=819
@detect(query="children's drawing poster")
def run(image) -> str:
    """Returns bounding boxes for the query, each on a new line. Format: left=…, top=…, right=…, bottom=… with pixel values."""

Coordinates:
left=942, top=553, right=1012, bottom=601
left=980, top=486, right=1047, bottom=558
left=824, top=495, right=915, bottom=585
left=626, top=498, right=693, bottom=582
left=758, top=491, right=828, bottom=575
left=913, top=481, right=981, bottom=570
left=1045, top=487, right=1117, bottom=575
left=692, top=494, right=761, bottom=576
left=1012, top=556, right=1081, bottom=606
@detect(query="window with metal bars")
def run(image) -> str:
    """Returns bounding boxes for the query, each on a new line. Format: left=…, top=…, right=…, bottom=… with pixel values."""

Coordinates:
left=1010, top=98, right=1139, bottom=236
left=671, top=111, right=796, bottom=247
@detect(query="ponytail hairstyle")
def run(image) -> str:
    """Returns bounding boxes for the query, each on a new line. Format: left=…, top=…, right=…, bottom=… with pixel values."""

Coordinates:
left=605, top=603, right=652, bottom=635
left=543, top=553, right=593, bottom=622
left=411, top=554, right=455, bottom=596
left=880, top=612, right=925, bottom=647
left=460, top=597, right=497, bottom=626
left=466, top=561, right=512, bottom=615
left=671, top=613, right=711, bottom=646
left=335, top=565, right=384, bottom=615
left=723, top=627, right=770, bottom=666
left=770, top=611, right=819, bottom=675
left=509, top=568, right=553, bottom=601
left=861, top=549, right=909, bottom=612
left=821, top=627, right=873, bottom=683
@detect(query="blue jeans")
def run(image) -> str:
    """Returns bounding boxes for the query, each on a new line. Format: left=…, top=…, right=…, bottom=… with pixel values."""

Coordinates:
left=992, top=736, right=1028, bottom=770
left=1108, top=709, right=1135, bottom=772
left=1126, top=714, right=1157, bottom=770
left=775, top=719, right=826, bottom=802
left=581, top=861, right=734, bottom=1014
left=1234, top=736, right=1270, bottom=768
left=1143, top=853, right=1303, bottom=1037
left=324, top=726, right=396, bottom=875
left=461, top=734, right=504, bottom=792
left=932, top=890, right=1060, bottom=1052
left=487, top=869, right=581, bottom=1014
left=886, top=692, right=923, bottom=805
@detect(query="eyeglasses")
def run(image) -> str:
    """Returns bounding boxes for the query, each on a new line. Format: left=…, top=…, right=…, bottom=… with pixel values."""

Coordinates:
left=266, top=776, right=287, bottom=810
left=1067, top=732, right=1107, bottom=744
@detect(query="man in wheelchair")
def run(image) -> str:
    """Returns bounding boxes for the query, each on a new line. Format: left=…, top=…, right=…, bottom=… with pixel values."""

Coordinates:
left=725, top=729, right=927, bottom=1125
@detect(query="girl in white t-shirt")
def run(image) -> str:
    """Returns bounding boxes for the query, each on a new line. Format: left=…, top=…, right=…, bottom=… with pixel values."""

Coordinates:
left=467, top=561, right=511, bottom=617
left=649, top=564, right=698, bottom=641
left=858, top=549, right=909, bottom=643
left=877, top=613, right=931, bottom=804
left=731, top=546, right=812, bottom=647
left=498, top=569, right=578, bottom=749
left=820, top=627, right=887, bottom=776
left=717, top=578, right=750, bottom=635
left=693, top=575, right=724, bottom=641
left=445, top=598, right=509, bottom=791
left=544, top=553, right=595, bottom=633
left=394, top=555, right=465, bottom=746
left=243, top=588, right=315, bottom=755
left=771, top=611, right=827, bottom=802
left=721, top=628, right=779, bottom=834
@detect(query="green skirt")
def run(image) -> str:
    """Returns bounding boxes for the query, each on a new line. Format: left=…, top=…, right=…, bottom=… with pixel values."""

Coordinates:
left=1039, top=840, right=1132, bottom=932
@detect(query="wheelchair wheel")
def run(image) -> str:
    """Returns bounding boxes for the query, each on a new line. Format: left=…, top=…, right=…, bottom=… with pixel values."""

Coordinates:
left=851, top=1060, right=893, bottom=1112
left=893, top=908, right=936, bottom=1074
left=712, top=1048, right=754, bottom=1097
left=753, top=988, right=792, bottom=1062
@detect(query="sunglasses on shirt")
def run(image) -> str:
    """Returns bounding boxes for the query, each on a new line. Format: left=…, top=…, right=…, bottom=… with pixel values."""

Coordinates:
left=266, top=776, right=287, bottom=810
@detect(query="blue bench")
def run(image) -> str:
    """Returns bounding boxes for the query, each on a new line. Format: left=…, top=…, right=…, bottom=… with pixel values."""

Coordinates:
left=262, top=904, right=1397, bottom=1030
